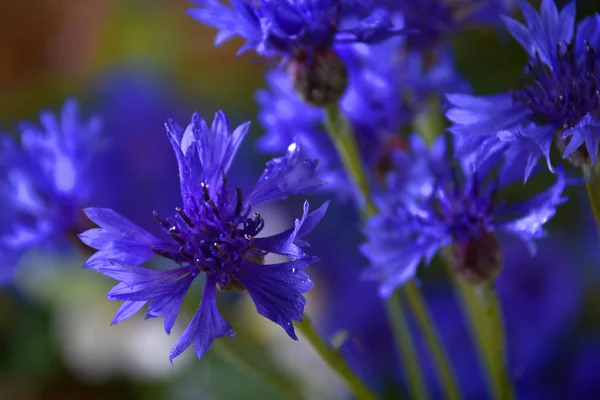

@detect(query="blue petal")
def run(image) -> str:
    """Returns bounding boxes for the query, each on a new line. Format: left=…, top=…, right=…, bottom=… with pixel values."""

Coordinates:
left=338, top=9, right=404, bottom=43
left=235, top=258, right=316, bottom=340
left=100, top=261, right=197, bottom=334
left=446, top=93, right=531, bottom=138
left=361, top=241, right=428, bottom=298
left=502, top=0, right=575, bottom=66
left=562, top=113, right=600, bottom=165
left=575, top=14, right=600, bottom=57
left=245, top=142, right=323, bottom=206
left=112, top=301, right=147, bottom=326
left=169, top=276, right=234, bottom=361
left=496, top=168, right=568, bottom=253
left=79, top=208, right=164, bottom=269
left=188, top=0, right=262, bottom=53
left=254, top=201, right=329, bottom=257
left=166, top=112, right=251, bottom=204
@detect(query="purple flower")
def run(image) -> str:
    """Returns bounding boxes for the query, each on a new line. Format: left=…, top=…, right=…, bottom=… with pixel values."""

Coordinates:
left=361, top=134, right=567, bottom=296
left=446, top=0, right=600, bottom=178
left=79, top=111, right=328, bottom=361
left=0, top=99, right=102, bottom=284
left=188, top=0, right=403, bottom=58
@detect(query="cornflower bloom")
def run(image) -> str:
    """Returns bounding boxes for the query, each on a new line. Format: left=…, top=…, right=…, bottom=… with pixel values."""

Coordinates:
left=189, top=0, right=403, bottom=105
left=0, top=99, right=102, bottom=284
left=79, top=111, right=327, bottom=361
left=447, top=0, right=600, bottom=179
left=361, top=134, right=567, bottom=296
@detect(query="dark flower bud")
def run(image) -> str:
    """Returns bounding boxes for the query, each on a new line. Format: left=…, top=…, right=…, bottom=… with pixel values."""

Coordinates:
left=449, top=232, right=503, bottom=285
left=287, top=48, right=348, bottom=107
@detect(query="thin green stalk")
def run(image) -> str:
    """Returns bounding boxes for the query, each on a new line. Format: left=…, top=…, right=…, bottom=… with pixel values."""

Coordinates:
left=294, top=317, right=377, bottom=400
left=386, top=292, right=430, bottom=400
left=213, top=341, right=302, bottom=400
left=404, top=282, right=462, bottom=400
left=325, top=106, right=461, bottom=399
left=583, top=165, right=600, bottom=232
left=324, top=106, right=377, bottom=218
left=444, top=254, right=514, bottom=400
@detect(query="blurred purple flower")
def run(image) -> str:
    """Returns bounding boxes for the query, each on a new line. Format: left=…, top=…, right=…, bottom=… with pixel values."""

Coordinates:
left=188, top=0, right=403, bottom=58
left=361, top=134, right=568, bottom=297
left=79, top=111, right=328, bottom=361
left=0, top=99, right=102, bottom=284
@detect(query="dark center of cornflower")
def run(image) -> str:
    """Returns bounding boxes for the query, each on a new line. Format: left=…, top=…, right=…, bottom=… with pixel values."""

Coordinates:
left=514, top=41, right=600, bottom=129
left=150, top=183, right=266, bottom=291
left=432, top=169, right=503, bottom=284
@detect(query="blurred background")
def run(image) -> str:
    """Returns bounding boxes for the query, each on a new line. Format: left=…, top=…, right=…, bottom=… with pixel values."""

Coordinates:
left=1, top=0, right=600, bottom=399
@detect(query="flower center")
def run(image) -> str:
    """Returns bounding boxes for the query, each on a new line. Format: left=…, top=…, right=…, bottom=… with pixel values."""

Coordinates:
left=151, top=184, right=266, bottom=290
left=432, top=169, right=498, bottom=244
left=514, top=41, right=600, bottom=128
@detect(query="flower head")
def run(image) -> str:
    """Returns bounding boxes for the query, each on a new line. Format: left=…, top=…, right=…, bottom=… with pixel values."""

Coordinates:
left=79, top=110, right=327, bottom=361
left=189, top=0, right=403, bottom=58
left=0, top=99, right=102, bottom=283
left=447, top=0, right=600, bottom=177
left=361, top=134, right=567, bottom=296
left=190, top=0, right=403, bottom=105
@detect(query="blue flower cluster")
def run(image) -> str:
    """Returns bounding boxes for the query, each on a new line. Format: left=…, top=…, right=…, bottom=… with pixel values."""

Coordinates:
left=2, top=0, right=598, bottom=381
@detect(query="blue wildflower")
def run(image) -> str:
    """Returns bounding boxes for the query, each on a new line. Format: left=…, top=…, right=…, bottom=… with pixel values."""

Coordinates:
left=189, top=0, right=403, bottom=106
left=447, top=0, right=600, bottom=177
left=189, top=0, right=403, bottom=57
left=0, top=99, right=102, bottom=283
left=361, top=134, right=567, bottom=296
left=79, top=110, right=328, bottom=361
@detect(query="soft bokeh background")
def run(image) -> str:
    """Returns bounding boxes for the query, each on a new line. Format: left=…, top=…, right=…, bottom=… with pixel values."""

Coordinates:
left=1, top=1, right=600, bottom=399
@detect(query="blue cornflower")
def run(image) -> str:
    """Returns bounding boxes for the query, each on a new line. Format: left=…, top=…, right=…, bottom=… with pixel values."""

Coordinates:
left=189, top=0, right=403, bottom=106
left=189, top=0, right=402, bottom=57
left=256, top=38, right=469, bottom=199
left=361, top=134, right=567, bottom=296
left=447, top=0, right=600, bottom=178
left=79, top=111, right=327, bottom=361
left=0, top=99, right=102, bottom=284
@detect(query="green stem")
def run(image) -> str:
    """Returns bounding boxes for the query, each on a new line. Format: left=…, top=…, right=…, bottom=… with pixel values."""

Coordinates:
left=213, top=340, right=302, bottom=400
left=403, top=282, right=462, bottom=400
left=386, top=292, right=430, bottom=400
left=324, top=106, right=377, bottom=218
left=294, top=317, right=377, bottom=400
left=584, top=165, right=600, bottom=231
left=445, top=256, right=514, bottom=400
left=324, top=106, right=461, bottom=399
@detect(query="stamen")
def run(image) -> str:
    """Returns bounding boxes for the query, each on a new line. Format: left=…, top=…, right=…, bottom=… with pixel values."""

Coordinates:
left=201, top=182, right=210, bottom=201
left=176, top=207, right=194, bottom=227
left=169, top=226, right=186, bottom=245
left=152, top=210, right=171, bottom=229
left=235, top=186, right=243, bottom=216
left=151, top=245, right=172, bottom=258
left=180, top=246, right=194, bottom=260
left=207, top=200, right=220, bottom=219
